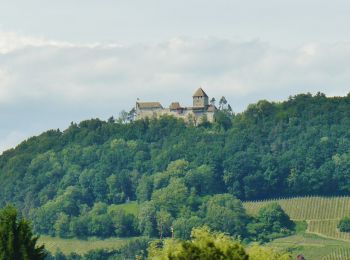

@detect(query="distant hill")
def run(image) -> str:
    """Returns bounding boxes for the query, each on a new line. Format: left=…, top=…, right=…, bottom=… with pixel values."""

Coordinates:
left=2, top=92, right=350, bottom=238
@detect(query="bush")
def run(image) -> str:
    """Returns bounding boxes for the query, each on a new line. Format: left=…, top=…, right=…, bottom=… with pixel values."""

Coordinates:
left=338, top=217, right=350, bottom=232
left=247, top=203, right=294, bottom=242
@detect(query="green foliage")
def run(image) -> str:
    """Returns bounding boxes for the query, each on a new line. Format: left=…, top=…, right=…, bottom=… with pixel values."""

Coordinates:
left=172, top=216, right=203, bottom=240
left=248, top=245, right=292, bottom=260
left=151, top=178, right=188, bottom=216
left=294, top=221, right=308, bottom=234
left=148, top=227, right=249, bottom=260
left=54, top=213, right=70, bottom=238
left=0, top=205, right=46, bottom=260
left=156, top=210, right=173, bottom=239
left=108, top=207, right=138, bottom=237
left=256, top=203, right=294, bottom=231
left=203, top=194, right=249, bottom=238
left=138, top=201, right=157, bottom=237
left=248, top=203, right=294, bottom=242
left=338, top=217, right=350, bottom=232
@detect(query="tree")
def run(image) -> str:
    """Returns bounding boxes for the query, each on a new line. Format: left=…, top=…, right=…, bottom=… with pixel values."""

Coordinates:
left=116, top=238, right=149, bottom=260
left=156, top=210, right=173, bottom=239
left=338, top=217, right=350, bottom=232
left=185, top=165, right=216, bottom=195
left=214, top=110, right=232, bottom=130
left=118, top=110, right=129, bottom=124
left=0, top=205, right=46, bottom=260
left=204, top=194, right=249, bottom=237
left=136, top=176, right=154, bottom=202
left=256, top=203, right=294, bottom=232
left=54, top=213, right=70, bottom=238
left=210, top=97, right=216, bottom=106
left=108, top=208, right=137, bottom=237
left=151, top=178, right=188, bottom=216
left=69, top=216, right=89, bottom=238
left=138, top=201, right=157, bottom=237
left=128, top=107, right=137, bottom=122
left=148, top=227, right=248, bottom=260
left=248, top=203, right=294, bottom=242
left=219, top=96, right=227, bottom=110
left=106, top=174, right=127, bottom=204
left=172, top=216, right=203, bottom=240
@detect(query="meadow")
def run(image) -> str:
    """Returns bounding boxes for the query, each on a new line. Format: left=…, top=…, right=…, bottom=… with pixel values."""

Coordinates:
left=38, top=236, right=131, bottom=255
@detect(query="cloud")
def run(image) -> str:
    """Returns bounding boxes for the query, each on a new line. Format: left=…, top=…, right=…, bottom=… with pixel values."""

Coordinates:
left=1, top=32, right=350, bottom=152
left=0, top=31, right=121, bottom=54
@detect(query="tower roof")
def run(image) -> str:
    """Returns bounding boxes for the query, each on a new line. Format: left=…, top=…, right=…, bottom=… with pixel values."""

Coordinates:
left=169, top=102, right=182, bottom=110
left=193, top=87, right=208, bottom=97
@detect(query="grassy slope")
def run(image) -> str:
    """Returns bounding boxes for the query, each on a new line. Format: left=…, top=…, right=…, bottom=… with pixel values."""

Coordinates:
left=109, top=201, right=139, bottom=216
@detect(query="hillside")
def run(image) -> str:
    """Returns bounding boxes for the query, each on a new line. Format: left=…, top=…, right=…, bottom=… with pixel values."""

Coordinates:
left=2, top=92, right=350, bottom=240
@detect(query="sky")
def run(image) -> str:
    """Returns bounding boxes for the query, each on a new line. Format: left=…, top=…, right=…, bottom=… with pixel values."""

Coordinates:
left=1, top=0, right=350, bottom=152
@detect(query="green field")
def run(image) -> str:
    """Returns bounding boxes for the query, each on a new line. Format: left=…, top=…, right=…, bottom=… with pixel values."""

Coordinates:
left=38, top=236, right=132, bottom=255
left=108, top=201, right=139, bottom=216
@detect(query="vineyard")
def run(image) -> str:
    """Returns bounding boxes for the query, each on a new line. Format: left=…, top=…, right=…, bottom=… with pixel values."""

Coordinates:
left=243, top=196, right=350, bottom=220
left=322, top=247, right=350, bottom=260
left=244, top=197, right=350, bottom=260
left=243, top=196, right=350, bottom=241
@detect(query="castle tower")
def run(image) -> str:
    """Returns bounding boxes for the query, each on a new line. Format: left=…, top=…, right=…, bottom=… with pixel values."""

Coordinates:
left=193, top=87, right=209, bottom=107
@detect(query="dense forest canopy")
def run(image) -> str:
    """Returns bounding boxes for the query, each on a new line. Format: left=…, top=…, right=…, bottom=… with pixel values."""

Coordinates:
left=1, top=92, right=350, bottom=238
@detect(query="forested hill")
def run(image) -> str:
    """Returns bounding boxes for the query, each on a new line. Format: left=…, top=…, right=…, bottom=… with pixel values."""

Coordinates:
left=1, top=92, right=350, bottom=216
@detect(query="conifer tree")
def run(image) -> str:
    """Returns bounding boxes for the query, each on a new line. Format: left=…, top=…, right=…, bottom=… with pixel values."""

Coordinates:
left=0, top=205, right=46, bottom=260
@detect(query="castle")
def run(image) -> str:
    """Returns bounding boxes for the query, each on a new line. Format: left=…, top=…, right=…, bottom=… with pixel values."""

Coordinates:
left=135, top=88, right=217, bottom=124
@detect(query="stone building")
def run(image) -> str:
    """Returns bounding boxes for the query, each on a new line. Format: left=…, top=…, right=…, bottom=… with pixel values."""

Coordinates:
left=135, top=88, right=217, bottom=124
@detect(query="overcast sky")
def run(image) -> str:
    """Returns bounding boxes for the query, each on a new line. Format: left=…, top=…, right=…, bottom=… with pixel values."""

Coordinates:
left=1, top=0, right=350, bottom=152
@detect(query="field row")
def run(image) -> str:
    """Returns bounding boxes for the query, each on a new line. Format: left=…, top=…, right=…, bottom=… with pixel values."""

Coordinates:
left=322, top=247, right=350, bottom=260
left=307, top=220, right=350, bottom=241
left=243, top=196, right=350, bottom=220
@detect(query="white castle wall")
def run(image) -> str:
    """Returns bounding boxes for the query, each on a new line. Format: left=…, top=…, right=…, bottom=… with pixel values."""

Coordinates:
left=136, top=107, right=215, bottom=125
